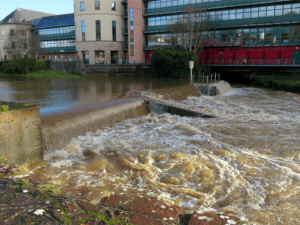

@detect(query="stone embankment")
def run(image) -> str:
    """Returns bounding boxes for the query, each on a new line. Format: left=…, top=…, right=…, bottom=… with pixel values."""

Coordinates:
left=0, top=165, right=243, bottom=225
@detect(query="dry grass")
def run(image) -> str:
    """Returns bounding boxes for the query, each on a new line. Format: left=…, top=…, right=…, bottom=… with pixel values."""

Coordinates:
left=15, top=162, right=31, bottom=174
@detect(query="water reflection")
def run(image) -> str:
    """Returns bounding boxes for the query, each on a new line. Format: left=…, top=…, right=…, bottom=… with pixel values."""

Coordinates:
left=0, top=75, right=190, bottom=116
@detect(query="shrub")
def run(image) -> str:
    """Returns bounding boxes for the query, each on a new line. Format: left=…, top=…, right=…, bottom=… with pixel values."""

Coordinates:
left=34, top=59, right=50, bottom=71
left=3, top=57, right=36, bottom=74
left=151, top=47, right=201, bottom=79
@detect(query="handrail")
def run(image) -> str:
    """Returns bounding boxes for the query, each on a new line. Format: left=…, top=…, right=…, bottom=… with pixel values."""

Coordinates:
left=200, top=57, right=300, bottom=66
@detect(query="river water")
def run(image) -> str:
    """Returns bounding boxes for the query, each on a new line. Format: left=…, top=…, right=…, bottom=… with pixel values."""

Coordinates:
left=1, top=76, right=300, bottom=225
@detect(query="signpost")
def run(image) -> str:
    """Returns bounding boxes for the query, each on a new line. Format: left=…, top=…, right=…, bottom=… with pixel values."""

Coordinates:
left=189, top=61, right=194, bottom=83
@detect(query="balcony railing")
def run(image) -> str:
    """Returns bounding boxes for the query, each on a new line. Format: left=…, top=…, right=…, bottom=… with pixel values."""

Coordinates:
left=39, top=33, right=75, bottom=40
left=122, top=43, right=128, bottom=50
left=200, top=57, right=300, bottom=66
left=144, top=15, right=300, bottom=33
left=144, top=0, right=293, bottom=15
left=42, top=46, right=76, bottom=53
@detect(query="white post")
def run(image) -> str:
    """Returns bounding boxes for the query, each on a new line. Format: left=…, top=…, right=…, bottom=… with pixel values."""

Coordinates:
left=189, top=61, right=194, bottom=83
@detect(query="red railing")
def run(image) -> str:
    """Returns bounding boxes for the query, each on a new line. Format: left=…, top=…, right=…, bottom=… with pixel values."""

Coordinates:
left=200, top=58, right=299, bottom=66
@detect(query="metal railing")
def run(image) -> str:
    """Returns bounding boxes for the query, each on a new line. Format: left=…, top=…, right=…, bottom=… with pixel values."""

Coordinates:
left=144, top=0, right=293, bottom=15
left=85, top=60, right=152, bottom=65
left=144, top=14, right=300, bottom=33
left=200, top=57, right=300, bottom=66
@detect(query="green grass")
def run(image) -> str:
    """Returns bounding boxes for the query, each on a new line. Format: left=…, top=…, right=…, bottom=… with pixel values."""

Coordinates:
left=251, top=77, right=300, bottom=93
left=0, top=70, right=82, bottom=79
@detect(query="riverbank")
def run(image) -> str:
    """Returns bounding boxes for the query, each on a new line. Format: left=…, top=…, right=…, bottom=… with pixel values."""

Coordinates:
left=0, top=70, right=82, bottom=79
left=249, top=77, right=300, bottom=93
left=0, top=165, right=243, bottom=225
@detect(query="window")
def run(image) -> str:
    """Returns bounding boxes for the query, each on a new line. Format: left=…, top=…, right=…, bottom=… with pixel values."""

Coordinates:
left=54, top=56, right=57, bottom=59
left=130, top=8, right=134, bottom=56
left=24, top=43, right=27, bottom=49
left=81, top=21, right=86, bottom=41
left=112, top=21, right=116, bottom=41
left=61, top=55, right=64, bottom=59
left=111, top=2, right=116, bottom=11
left=10, top=29, right=14, bottom=36
left=95, top=50, right=105, bottom=63
left=48, top=56, right=51, bottom=59
left=80, top=2, right=85, bottom=11
left=2, top=42, right=5, bottom=49
left=1, top=30, right=4, bottom=36
left=67, top=55, right=70, bottom=59
left=11, top=42, right=15, bottom=49
left=96, top=20, right=101, bottom=41
left=22, top=30, right=26, bottom=37
left=95, top=1, right=100, bottom=10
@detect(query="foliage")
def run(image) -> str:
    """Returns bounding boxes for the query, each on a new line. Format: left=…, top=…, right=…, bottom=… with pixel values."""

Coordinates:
left=151, top=47, right=201, bottom=78
left=3, top=57, right=36, bottom=74
left=0, top=105, right=10, bottom=112
left=33, top=59, right=50, bottom=71
left=251, top=77, right=300, bottom=93
left=0, top=103, right=30, bottom=113
left=0, top=153, right=11, bottom=165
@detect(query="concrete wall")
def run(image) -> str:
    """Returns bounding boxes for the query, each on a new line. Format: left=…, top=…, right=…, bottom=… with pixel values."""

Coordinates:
left=0, top=102, right=43, bottom=166
left=194, top=81, right=232, bottom=96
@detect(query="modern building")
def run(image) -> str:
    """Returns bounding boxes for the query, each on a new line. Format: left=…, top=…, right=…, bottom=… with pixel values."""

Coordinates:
left=2, top=1, right=300, bottom=66
left=0, top=8, right=76, bottom=62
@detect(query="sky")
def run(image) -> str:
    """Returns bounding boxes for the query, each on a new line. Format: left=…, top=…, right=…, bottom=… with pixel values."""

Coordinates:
left=0, top=0, right=74, bottom=21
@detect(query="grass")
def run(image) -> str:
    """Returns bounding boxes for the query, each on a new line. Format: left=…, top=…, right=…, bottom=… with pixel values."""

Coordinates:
left=0, top=69, right=82, bottom=79
left=0, top=104, right=31, bottom=113
left=250, top=77, right=300, bottom=93
left=15, top=162, right=31, bottom=175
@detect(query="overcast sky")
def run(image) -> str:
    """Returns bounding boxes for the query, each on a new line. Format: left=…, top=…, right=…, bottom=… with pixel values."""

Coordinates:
left=0, top=0, right=74, bottom=21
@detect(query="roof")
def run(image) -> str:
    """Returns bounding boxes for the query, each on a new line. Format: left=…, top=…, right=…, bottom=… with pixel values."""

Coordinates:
left=0, top=8, right=54, bottom=24
left=32, top=14, right=74, bottom=29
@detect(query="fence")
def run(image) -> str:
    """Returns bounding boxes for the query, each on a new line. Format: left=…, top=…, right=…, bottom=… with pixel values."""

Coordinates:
left=84, top=60, right=152, bottom=65
left=201, top=57, right=300, bottom=66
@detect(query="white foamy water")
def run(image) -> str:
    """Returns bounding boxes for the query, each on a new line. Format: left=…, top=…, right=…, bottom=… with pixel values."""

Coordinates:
left=30, top=87, right=300, bottom=225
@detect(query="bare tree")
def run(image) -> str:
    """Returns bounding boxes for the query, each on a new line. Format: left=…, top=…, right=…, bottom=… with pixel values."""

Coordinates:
left=3, top=26, right=44, bottom=60
left=167, top=4, right=210, bottom=53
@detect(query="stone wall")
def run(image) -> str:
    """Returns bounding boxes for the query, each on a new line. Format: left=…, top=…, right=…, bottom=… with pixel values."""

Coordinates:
left=50, top=60, right=85, bottom=76
left=0, top=102, right=43, bottom=166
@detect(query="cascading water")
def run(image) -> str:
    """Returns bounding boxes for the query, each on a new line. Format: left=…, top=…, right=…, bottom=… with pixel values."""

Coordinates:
left=27, top=86, right=300, bottom=225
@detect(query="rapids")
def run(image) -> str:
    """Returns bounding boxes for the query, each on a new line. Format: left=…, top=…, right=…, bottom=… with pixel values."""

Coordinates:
left=29, top=87, right=300, bottom=225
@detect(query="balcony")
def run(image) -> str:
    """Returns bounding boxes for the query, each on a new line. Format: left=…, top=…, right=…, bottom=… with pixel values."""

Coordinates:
left=43, top=46, right=76, bottom=53
left=39, top=32, right=75, bottom=40
left=122, top=43, right=128, bottom=51
left=123, top=28, right=128, bottom=35
left=143, top=0, right=294, bottom=16
left=144, top=15, right=300, bottom=33
left=123, top=11, right=128, bottom=18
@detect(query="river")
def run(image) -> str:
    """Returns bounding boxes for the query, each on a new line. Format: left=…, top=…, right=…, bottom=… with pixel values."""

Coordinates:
left=1, top=75, right=300, bottom=225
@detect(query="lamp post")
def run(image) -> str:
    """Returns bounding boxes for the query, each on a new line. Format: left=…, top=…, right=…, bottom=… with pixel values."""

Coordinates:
left=189, top=61, right=194, bottom=83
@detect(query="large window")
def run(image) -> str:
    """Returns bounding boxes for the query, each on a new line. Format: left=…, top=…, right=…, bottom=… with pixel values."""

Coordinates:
left=1, top=30, right=4, bottom=36
left=111, top=2, right=116, bottom=11
left=10, top=29, right=14, bottom=36
left=38, top=26, right=75, bottom=36
left=146, top=3, right=300, bottom=26
left=40, top=40, right=76, bottom=48
left=95, top=1, right=100, bottom=10
left=81, top=21, right=86, bottom=41
left=112, top=21, right=116, bottom=41
left=80, top=2, right=85, bottom=11
left=96, top=20, right=101, bottom=41
left=130, top=8, right=134, bottom=56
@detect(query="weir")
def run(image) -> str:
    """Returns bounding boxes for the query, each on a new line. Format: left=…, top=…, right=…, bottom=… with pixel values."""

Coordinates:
left=40, top=84, right=204, bottom=153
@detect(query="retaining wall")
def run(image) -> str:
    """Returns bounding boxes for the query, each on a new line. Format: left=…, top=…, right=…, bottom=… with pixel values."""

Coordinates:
left=194, top=81, right=232, bottom=96
left=50, top=60, right=85, bottom=76
left=0, top=102, right=43, bottom=166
